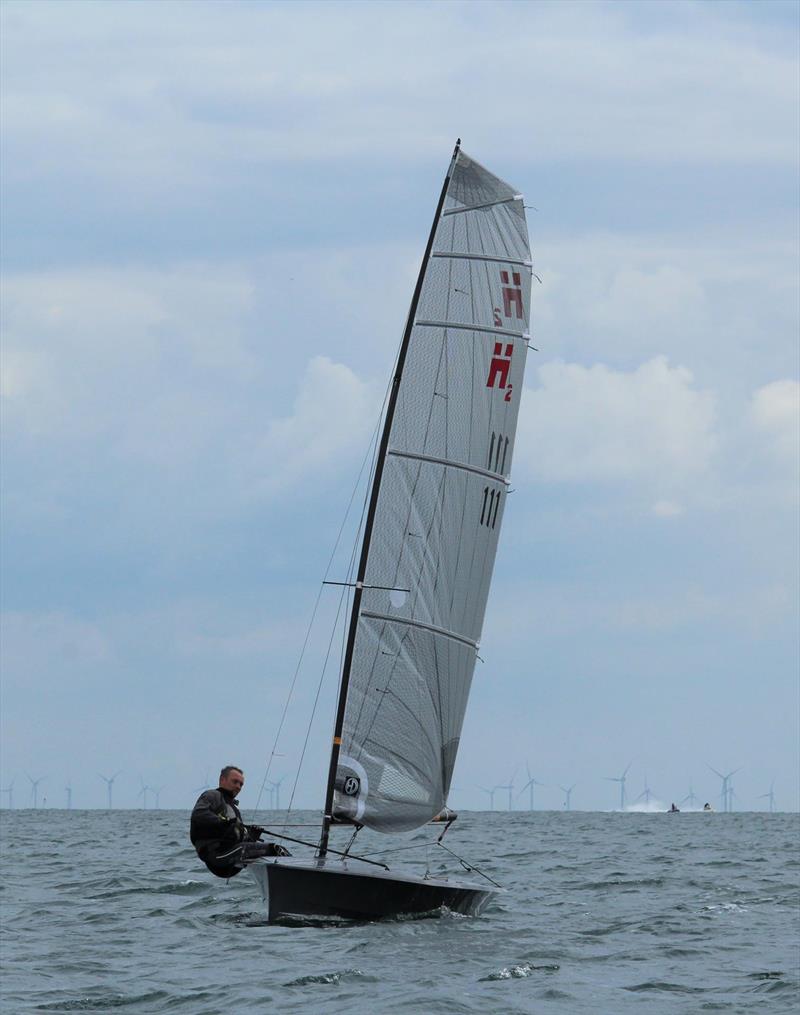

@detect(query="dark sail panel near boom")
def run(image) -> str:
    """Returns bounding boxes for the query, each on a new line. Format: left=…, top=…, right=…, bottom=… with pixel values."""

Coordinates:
left=332, top=150, right=531, bottom=832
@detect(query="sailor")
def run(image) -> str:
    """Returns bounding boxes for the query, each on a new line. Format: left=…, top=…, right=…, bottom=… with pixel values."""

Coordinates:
left=669, top=802, right=680, bottom=813
left=703, top=802, right=713, bottom=811
left=190, top=765, right=289, bottom=878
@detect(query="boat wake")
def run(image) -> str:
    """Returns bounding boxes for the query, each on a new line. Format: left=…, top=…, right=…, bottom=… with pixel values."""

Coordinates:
left=270, top=903, right=468, bottom=929
left=480, top=961, right=560, bottom=981
left=283, top=968, right=377, bottom=987
left=625, top=800, right=669, bottom=813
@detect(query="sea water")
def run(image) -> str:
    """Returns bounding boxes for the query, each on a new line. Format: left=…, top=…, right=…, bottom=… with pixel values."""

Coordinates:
left=1, top=809, right=797, bottom=1013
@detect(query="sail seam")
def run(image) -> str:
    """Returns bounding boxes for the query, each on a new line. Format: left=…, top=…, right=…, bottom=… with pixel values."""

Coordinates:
left=387, top=448, right=509, bottom=485
left=442, top=195, right=522, bottom=216
left=415, top=319, right=528, bottom=339
left=431, top=251, right=531, bottom=267
left=361, top=611, right=478, bottom=650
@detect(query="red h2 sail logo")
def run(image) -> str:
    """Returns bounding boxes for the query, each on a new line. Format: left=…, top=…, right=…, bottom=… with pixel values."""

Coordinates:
left=486, top=342, right=513, bottom=401
left=501, top=270, right=523, bottom=319
left=488, top=268, right=521, bottom=401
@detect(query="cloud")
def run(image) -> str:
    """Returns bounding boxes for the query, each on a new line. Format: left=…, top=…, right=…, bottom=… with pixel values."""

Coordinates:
left=486, top=575, right=797, bottom=647
left=652, top=500, right=683, bottom=518
left=0, top=239, right=408, bottom=440
left=532, top=234, right=797, bottom=386
left=591, top=265, right=707, bottom=339
left=0, top=344, right=54, bottom=435
left=0, top=262, right=258, bottom=440
left=1, top=1, right=797, bottom=811
left=1, top=0, right=796, bottom=197
left=750, top=379, right=800, bottom=464
left=740, top=377, right=800, bottom=507
left=516, top=356, right=717, bottom=493
left=245, top=355, right=381, bottom=497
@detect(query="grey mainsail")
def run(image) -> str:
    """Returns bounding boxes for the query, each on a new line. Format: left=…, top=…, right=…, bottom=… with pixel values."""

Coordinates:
left=328, top=147, right=531, bottom=834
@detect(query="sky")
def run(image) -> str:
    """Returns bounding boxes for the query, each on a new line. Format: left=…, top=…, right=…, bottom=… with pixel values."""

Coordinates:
left=1, top=0, right=798, bottom=814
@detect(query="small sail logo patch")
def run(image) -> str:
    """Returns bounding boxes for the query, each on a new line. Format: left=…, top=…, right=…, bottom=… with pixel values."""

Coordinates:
left=500, top=270, right=523, bottom=319
left=486, top=342, right=513, bottom=396
left=336, top=755, right=368, bottom=821
left=343, top=775, right=361, bottom=797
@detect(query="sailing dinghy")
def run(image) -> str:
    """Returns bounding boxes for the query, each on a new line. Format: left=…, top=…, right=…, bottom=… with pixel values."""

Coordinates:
left=248, top=141, right=532, bottom=922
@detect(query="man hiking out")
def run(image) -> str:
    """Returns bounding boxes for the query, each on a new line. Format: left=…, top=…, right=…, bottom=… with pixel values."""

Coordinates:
left=190, top=765, right=289, bottom=878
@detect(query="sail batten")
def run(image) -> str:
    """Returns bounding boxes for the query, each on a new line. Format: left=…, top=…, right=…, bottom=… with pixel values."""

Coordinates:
left=415, top=320, right=529, bottom=339
left=387, top=448, right=510, bottom=484
left=431, top=251, right=532, bottom=267
left=442, top=195, right=522, bottom=216
left=360, top=611, right=480, bottom=650
left=330, top=147, right=531, bottom=834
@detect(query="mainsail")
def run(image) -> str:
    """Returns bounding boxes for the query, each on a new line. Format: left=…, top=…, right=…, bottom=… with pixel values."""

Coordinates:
left=324, top=145, right=531, bottom=837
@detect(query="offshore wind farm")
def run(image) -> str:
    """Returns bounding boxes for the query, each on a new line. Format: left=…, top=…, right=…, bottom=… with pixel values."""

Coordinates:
left=0, top=761, right=793, bottom=813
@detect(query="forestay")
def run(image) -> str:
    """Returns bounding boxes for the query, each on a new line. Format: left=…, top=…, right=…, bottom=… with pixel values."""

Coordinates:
left=333, top=150, right=532, bottom=832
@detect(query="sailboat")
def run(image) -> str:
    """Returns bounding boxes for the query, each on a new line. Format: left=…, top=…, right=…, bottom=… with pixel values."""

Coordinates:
left=247, top=140, right=532, bottom=922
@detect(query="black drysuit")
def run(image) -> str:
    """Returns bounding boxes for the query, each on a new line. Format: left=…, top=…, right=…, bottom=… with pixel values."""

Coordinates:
left=190, top=787, right=256, bottom=878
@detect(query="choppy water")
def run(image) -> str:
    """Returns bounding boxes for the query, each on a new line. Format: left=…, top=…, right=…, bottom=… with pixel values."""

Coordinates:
left=1, top=809, right=798, bottom=1013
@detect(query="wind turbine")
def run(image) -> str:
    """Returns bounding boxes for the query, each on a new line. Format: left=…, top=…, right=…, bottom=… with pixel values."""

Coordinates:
left=269, top=776, right=287, bottom=811
left=758, top=781, right=776, bottom=814
left=680, top=784, right=698, bottom=809
left=152, top=786, right=164, bottom=810
left=26, top=774, right=45, bottom=809
left=65, top=782, right=73, bottom=810
left=137, top=779, right=151, bottom=810
left=708, top=765, right=739, bottom=813
left=604, top=761, right=633, bottom=810
left=1, top=781, right=14, bottom=809
left=635, top=774, right=654, bottom=806
left=559, top=784, right=576, bottom=810
left=518, top=763, right=545, bottom=811
left=479, top=786, right=498, bottom=810
left=496, top=769, right=516, bottom=811
left=99, top=771, right=122, bottom=809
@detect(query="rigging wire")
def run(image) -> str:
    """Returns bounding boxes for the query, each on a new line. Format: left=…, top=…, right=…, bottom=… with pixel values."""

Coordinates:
left=281, top=406, right=383, bottom=825
left=250, top=383, right=389, bottom=819
left=436, top=840, right=502, bottom=889
left=247, top=826, right=390, bottom=870
left=358, top=835, right=503, bottom=889
left=361, top=838, right=441, bottom=858
left=289, top=379, right=384, bottom=818
left=280, top=578, right=349, bottom=822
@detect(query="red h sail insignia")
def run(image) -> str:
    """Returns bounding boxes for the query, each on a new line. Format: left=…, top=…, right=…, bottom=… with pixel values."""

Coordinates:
left=486, top=342, right=513, bottom=391
left=501, top=270, right=523, bottom=319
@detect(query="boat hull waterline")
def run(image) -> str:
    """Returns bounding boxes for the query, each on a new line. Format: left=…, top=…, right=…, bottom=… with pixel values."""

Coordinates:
left=248, top=857, right=496, bottom=922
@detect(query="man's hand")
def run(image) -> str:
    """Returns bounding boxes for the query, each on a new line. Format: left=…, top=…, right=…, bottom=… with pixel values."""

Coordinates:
left=215, top=812, right=246, bottom=843
left=246, top=824, right=266, bottom=841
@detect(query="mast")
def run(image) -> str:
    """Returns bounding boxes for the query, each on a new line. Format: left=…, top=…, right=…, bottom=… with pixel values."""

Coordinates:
left=318, top=140, right=462, bottom=857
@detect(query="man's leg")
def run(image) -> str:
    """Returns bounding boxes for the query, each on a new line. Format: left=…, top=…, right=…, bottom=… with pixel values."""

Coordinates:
left=240, top=842, right=292, bottom=861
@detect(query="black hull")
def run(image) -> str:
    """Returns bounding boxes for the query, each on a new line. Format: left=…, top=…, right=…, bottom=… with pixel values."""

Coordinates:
left=248, top=857, right=495, bottom=923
